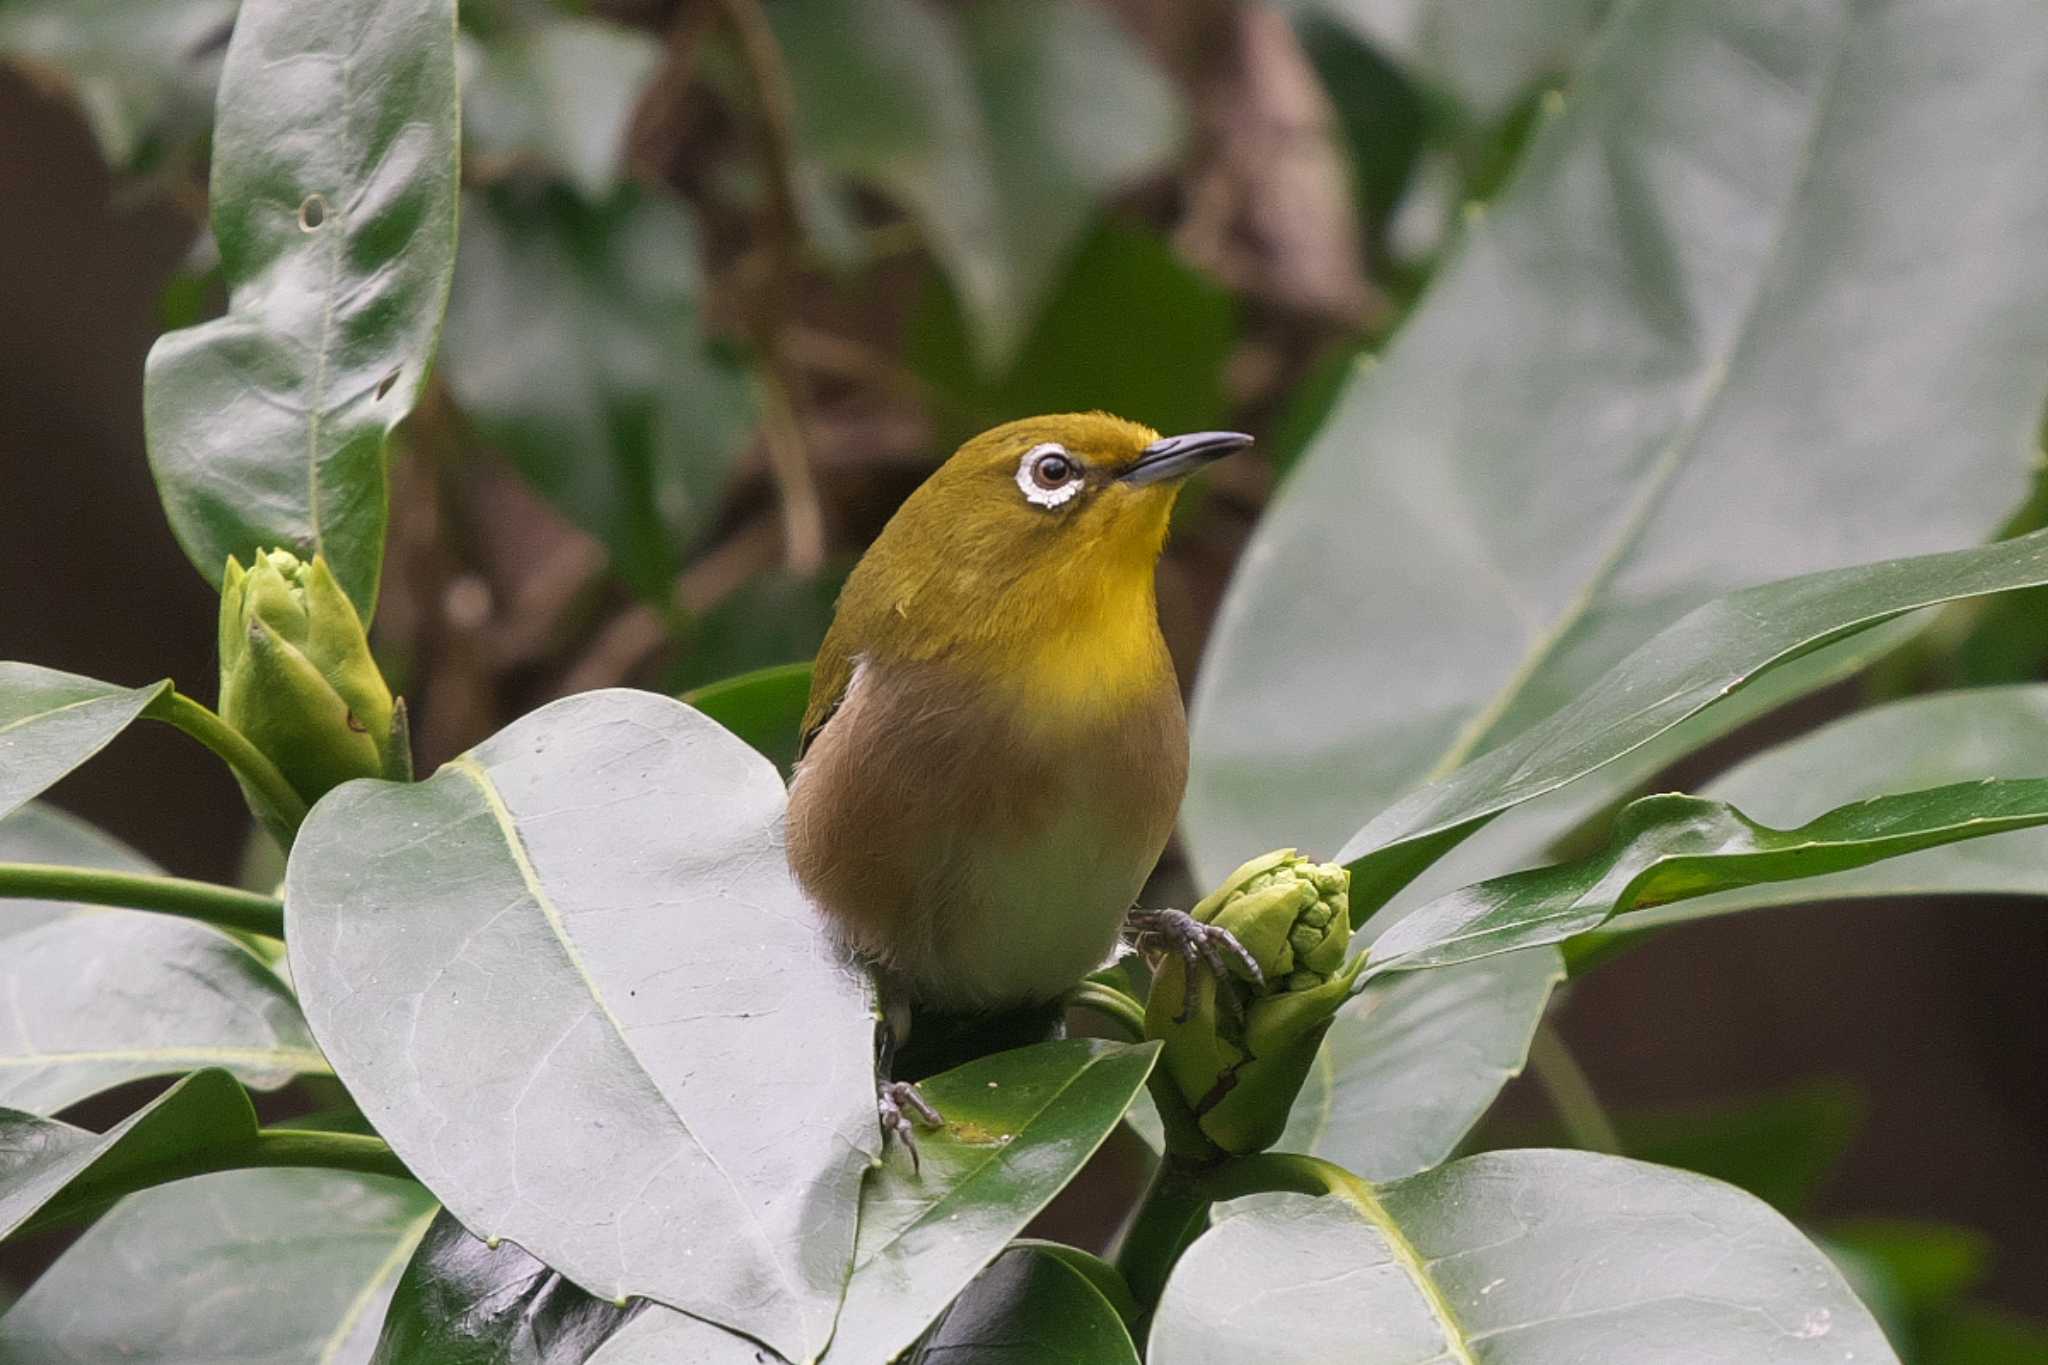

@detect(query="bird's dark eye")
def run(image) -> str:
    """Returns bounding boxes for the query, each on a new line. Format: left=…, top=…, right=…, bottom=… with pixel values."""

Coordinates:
left=1031, top=451, right=1076, bottom=489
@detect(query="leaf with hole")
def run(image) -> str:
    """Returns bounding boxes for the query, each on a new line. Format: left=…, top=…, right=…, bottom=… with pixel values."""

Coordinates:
left=0, top=1168, right=434, bottom=1365
left=286, top=689, right=878, bottom=1363
left=1187, top=0, right=2048, bottom=889
left=1149, top=1151, right=1895, bottom=1364
left=143, top=0, right=460, bottom=617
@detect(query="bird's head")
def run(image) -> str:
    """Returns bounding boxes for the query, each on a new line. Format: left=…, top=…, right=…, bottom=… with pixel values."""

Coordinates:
left=913, top=411, right=1251, bottom=573
left=839, top=413, right=1251, bottom=702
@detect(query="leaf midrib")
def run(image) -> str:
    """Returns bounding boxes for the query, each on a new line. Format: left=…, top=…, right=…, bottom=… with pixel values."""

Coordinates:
left=1421, top=5, right=1863, bottom=784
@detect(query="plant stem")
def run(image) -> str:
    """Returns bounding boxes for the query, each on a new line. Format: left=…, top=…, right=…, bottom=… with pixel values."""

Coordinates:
left=148, top=690, right=308, bottom=840
left=0, top=863, right=284, bottom=938
left=18, top=1130, right=411, bottom=1238
left=1528, top=1022, right=1623, bottom=1155
left=1063, top=981, right=1148, bottom=1041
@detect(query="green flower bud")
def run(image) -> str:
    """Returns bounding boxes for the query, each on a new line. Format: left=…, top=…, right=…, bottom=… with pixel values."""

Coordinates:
left=1145, top=850, right=1358, bottom=1157
left=218, top=550, right=403, bottom=807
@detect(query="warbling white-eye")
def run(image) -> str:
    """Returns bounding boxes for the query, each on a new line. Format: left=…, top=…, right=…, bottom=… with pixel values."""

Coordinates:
left=786, top=413, right=1254, bottom=1138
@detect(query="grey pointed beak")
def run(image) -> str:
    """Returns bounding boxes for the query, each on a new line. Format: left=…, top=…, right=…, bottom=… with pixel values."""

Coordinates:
left=1119, top=430, right=1254, bottom=485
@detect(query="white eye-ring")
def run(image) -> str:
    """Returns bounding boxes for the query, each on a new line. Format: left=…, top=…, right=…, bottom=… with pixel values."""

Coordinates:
left=1016, top=442, right=1083, bottom=508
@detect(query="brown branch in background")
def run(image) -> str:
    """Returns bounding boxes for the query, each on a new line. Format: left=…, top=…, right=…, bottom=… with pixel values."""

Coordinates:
left=701, top=0, right=828, bottom=577
left=626, top=1, right=718, bottom=183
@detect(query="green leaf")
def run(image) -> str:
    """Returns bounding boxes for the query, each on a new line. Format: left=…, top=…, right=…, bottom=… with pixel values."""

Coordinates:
left=1922, top=1308, right=2048, bottom=1365
left=1284, top=0, right=1603, bottom=122
left=463, top=17, right=661, bottom=200
left=0, top=1068, right=258, bottom=1241
left=581, top=1310, right=771, bottom=1365
left=0, top=0, right=234, bottom=171
left=143, top=0, right=461, bottom=618
left=0, top=803, right=159, bottom=941
left=772, top=0, right=1184, bottom=369
left=286, top=689, right=878, bottom=1363
left=907, top=220, right=1237, bottom=446
left=907, top=1243, right=1141, bottom=1365
left=1344, top=528, right=2048, bottom=912
left=1280, top=947, right=1560, bottom=1180
left=1370, top=778, right=2048, bottom=974
left=1604, top=685, right=2048, bottom=942
left=823, top=1039, right=1160, bottom=1365
left=1186, top=0, right=2048, bottom=889
left=0, top=666, right=169, bottom=824
left=1127, top=948, right=1560, bottom=1183
left=439, top=184, right=752, bottom=599
left=0, top=910, right=325, bottom=1115
left=374, top=1210, right=640, bottom=1365
left=0, top=1168, right=434, bottom=1365
left=680, top=662, right=813, bottom=775
left=1149, top=1151, right=1895, bottom=1364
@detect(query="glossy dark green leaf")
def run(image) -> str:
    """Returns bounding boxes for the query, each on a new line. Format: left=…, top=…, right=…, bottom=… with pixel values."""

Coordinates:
left=907, top=221, right=1236, bottom=446
left=1149, top=1151, right=1894, bottom=1364
left=463, top=17, right=660, bottom=200
left=908, top=1243, right=1140, bottom=1365
left=1187, top=0, right=2048, bottom=888
left=823, top=1040, right=1160, bottom=1365
left=287, top=689, right=878, bottom=1363
left=143, top=0, right=461, bottom=617
left=680, top=662, right=813, bottom=775
left=0, top=803, right=159, bottom=940
left=0, top=666, right=169, bottom=824
left=1129, top=948, right=1559, bottom=1183
left=0, top=911, right=324, bottom=1115
left=1343, top=529, right=2048, bottom=911
left=0, top=1068, right=257, bottom=1241
left=1370, top=778, right=2048, bottom=975
left=0, top=1168, right=434, bottom=1364
left=374, top=1210, right=640, bottom=1365
left=1606, top=686, right=2048, bottom=941
left=439, top=185, right=752, bottom=599
left=771, top=0, right=1184, bottom=369
left=0, top=0, right=233, bottom=170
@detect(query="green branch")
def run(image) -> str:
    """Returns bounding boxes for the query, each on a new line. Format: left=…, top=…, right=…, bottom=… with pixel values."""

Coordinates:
left=0, top=863, right=285, bottom=938
left=147, top=690, right=309, bottom=841
left=19, top=1130, right=411, bottom=1238
left=1063, top=981, right=1148, bottom=1041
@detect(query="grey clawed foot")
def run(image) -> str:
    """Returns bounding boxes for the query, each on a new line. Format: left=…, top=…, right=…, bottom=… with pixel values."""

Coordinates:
left=1126, top=907, right=1265, bottom=1022
left=879, top=1080, right=943, bottom=1173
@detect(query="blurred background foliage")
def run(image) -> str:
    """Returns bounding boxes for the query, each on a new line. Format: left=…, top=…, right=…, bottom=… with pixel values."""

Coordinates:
left=2, top=0, right=2045, bottom=1353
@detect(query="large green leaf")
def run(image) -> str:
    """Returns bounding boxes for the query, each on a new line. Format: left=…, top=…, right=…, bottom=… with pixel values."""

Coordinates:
left=680, top=662, right=813, bottom=775
left=1284, top=0, right=1605, bottom=122
left=1186, top=0, right=2048, bottom=888
left=0, top=0, right=234, bottom=170
left=823, top=1039, right=1160, bottom=1365
left=1369, top=779, right=2048, bottom=974
left=0, top=666, right=169, bottom=824
left=0, top=1068, right=257, bottom=1241
left=463, top=16, right=660, bottom=201
left=1149, top=1151, right=1895, bottom=1364
left=772, top=0, right=1184, bottom=369
left=374, top=1211, right=640, bottom=1365
left=1129, top=948, right=1559, bottom=1183
left=581, top=1311, right=769, bottom=1365
left=0, top=1168, right=434, bottom=1365
left=0, top=803, right=158, bottom=940
left=0, top=911, right=324, bottom=1115
left=1343, top=528, right=2048, bottom=911
left=143, top=0, right=461, bottom=617
left=907, top=1243, right=1141, bottom=1365
left=286, top=689, right=878, bottom=1364
left=439, top=184, right=752, bottom=599
left=1609, top=685, right=2048, bottom=939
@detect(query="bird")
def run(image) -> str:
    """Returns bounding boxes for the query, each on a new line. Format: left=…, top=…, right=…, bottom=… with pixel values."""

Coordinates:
left=786, top=412, right=1254, bottom=1137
